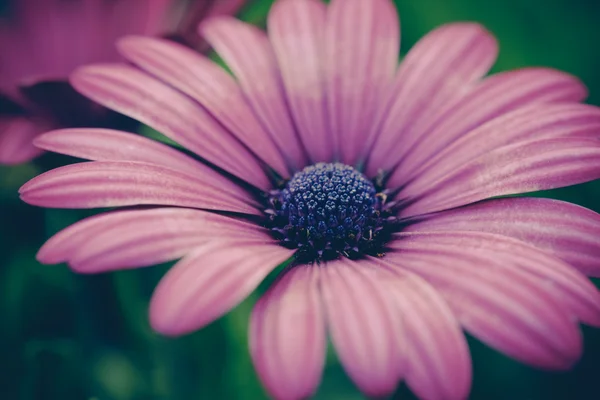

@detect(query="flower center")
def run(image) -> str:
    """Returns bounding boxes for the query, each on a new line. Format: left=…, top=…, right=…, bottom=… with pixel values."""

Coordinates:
left=266, top=162, right=391, bottom=262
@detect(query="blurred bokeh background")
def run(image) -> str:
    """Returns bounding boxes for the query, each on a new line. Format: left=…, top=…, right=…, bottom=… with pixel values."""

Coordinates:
left=1, top=0, right=599, bottom=399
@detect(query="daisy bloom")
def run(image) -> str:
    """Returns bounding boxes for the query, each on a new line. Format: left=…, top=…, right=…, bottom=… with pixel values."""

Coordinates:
left=20, top=0, right=600, bottom=399
left=0, top=0, right=246, bottom=164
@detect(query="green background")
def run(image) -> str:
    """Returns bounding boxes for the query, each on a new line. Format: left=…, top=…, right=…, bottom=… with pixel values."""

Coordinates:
left=1, top=0, right=600, bottom=399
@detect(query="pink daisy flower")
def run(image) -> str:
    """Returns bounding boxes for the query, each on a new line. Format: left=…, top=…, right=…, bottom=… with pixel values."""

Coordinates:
left=20, top=0, right=600, bottom=398
left=0, top=0, right=245, bottom=165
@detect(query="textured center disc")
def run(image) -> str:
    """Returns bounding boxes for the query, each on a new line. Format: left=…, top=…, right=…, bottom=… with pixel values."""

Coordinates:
left=266, top=162, right=389, bottom=262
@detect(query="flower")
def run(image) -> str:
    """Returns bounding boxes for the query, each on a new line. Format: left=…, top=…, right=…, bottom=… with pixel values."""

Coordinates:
left=0, top=0, right=246, bottom=165
left=19, top=0, right=600, bottom=399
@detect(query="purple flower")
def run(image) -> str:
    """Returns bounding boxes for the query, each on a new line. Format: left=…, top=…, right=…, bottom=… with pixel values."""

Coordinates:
left=0, top=0, right=246, bottom=165
left=20, top=0, right=600, bottom=398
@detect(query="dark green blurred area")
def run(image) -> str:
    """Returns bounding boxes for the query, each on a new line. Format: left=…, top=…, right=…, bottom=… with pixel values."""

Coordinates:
left=1, top=0, right=600, bottom=399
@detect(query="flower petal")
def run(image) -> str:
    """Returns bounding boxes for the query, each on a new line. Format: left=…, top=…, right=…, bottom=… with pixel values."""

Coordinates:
left=200, top=17, right=307, bottom=170
left=38, top=207, right=264, bottom=273
left=0, top=117, right=44, bottom=165
left=117, top=36, right=291, bottom=177
left=19, top=161, right=261, bottom=214
left=33, top=128, right=250, bottom=199
left=370, top=260, right=471, bottom=400
left=268, top=0, right=333, bottom=162
left=320, top=258, right=403, bottom=397
left=401, top=137, right=600, bottom=217
left=250, top=265, right=326, bottom=400
left=389, top=69, right=589, bottom=184
left=408, top=197, right=600, bottom=277
left=71, top=63, right=271, bottom=190
left=365, top=23, right=498, bottom=174
left=390, top=103, right=600, bottom=189
left=324, top=0, right=399, bottom=165
left=150, top=240, right=293, bottom=336
left=386, top=232, right=585, bottom=369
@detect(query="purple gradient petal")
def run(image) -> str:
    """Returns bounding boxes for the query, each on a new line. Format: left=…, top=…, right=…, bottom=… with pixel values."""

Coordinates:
left=268, top=0, right=333, bottom=163
left=19, top=161, right=261, bottom=214
left=320, top=258, right=403, bottom=397
left=149, top=240, right=293, bottom=336
left=388, top=68, right=589, bottom=184
left=38, top=207, right=263, bottom=273
left=200, top=17, right=307, bottom=170
left=117, top=36, right=291, bottom=177
left=408, top=197, right=600, bottom=277
left=0, top=117, right=44, bottom=165
left=250, top=265, right=326, bottom=400
left=324, top=0, right=399, bottom=165
left=395, top=231, right=600, bottom=326
left=401, top=137, right=600, bottom=217
left=70, top=64, right=271, bottom=190
left=370, top=260, right=472, bottom=400
left=386, top=232, right=585, bottom=369
left=390, top=103, right=600, bottom=189
left=33, top=128, right=250, bottom=200
left=365, top=23, right=498, bottom=175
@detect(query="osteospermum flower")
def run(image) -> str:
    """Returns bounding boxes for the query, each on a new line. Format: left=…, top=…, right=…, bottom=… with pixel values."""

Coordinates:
left=20, top=0, right=600, bottom=398
left=0, top=0, right=245, bottom=164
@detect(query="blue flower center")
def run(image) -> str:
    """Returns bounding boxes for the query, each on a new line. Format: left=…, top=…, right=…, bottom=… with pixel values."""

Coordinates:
left=266, top=163, right=391, bottom=262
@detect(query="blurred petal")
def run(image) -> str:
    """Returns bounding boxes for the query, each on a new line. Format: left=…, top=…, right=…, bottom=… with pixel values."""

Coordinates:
left=391, top=103, right=600, bottom=189
left=118, top=36, right=291, bottom=176
left=366, top=23, right=498, bottom=174
left=71, top=64, right=271, bottom=190
left=0, top=117, right=44, bottom=165
left=401, top=137, right=600, bottom=217
left=19, top=161, right=261, bottom=214
left=268, top=0, right=333, bottom=162
left=34, top=128, right=249, bottom=199
left=408, top=197, right=600, bottom=277
left=250, top=265, right=325, bottom=400
left=390, top=69, right=589, bottom=183
left=320, top=258, right=403, bottom=397
left=387, top=232, right=584, bottom=369
left=150, top=240, right=293, bottom=336
left=200, top=17, right=307, bottom=170
left=324, top=0, right=399, bottom=165
left=370, top=260, right=471, bottom=400
left=38, top=207, right=264, bottom=272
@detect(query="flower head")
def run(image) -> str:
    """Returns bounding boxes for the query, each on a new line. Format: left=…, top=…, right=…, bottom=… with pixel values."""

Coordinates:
left=20, top=0, right=600, bottom=399
left=0, top=0, right=246, bottom=164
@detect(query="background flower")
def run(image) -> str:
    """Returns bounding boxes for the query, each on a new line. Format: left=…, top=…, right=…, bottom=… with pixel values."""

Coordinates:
left=0, top=0, right=246, bottom=165
left=2, top=1, right=600, bottom=399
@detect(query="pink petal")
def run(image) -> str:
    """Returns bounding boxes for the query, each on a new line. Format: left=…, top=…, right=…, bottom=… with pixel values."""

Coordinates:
left=365, top=23, right=498, bottom=174
left=200, top=17, right=307, bottom=170
left=369, top=259, right=472, bottom=400
left=19, top=161, right=261, bottom=215
left=401, top=137, right=600, bottom=217
left=324, top=0, right=399, bottom=165
left=396, top=231, right=600, bottom=326
left=389, top=68, right=589, bottom=184
left=390, top=103, right=600, bottom=189
left=38, top=207, right=265, bottom=273
left=408, top=197, right=600, bottom=277
left=70, top=64, right=271, bottom=190
left=386, top=232, right=584, bottom=369
left=320, top=258, right=403, bottom=397
left=205, top=0, right=246, bottom=18
left=34, top=128, right=250, bottom=200
left=250, top=265, right=326, bottom=400
left=268, top=0, right=333, bottom=163
left=0, top=117, right=44, bottom=165
left=150, top=240, right=293, bottom=336
left=117, top=36, right=291, bottom=177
